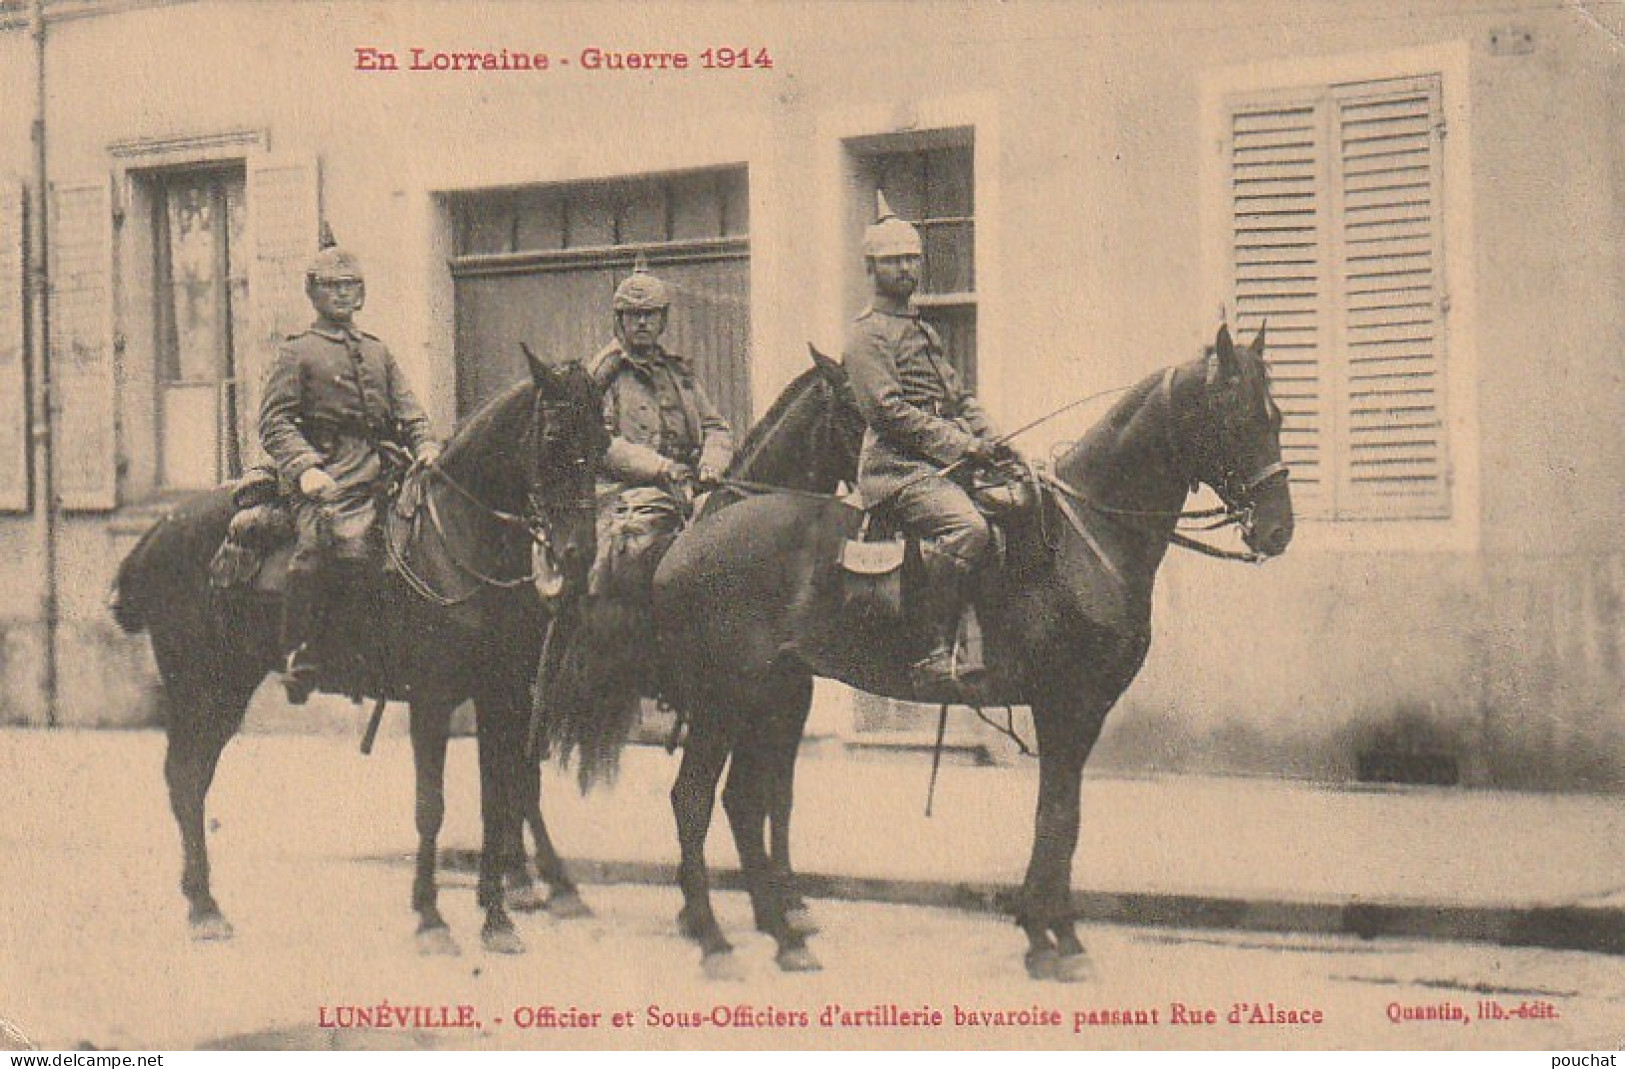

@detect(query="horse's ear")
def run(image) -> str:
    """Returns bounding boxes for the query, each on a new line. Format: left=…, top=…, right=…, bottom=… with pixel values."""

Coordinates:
left=521, top=342, right=561, bottom=397
left=808, top=343, right=843, bottom=383
left=1249, top=321, right=1267, bottom=358
left=1214, top=323, right=1239, bottom=378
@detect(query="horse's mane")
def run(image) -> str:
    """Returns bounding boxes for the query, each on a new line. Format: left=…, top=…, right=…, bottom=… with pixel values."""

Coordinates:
left=1060, top=368, right=1166, bottom=471
left=1055, top=353, right=1218, bottom=482
left=724, top=364, right=825, bottom=477
left=437, top=376, right=536, bottom=467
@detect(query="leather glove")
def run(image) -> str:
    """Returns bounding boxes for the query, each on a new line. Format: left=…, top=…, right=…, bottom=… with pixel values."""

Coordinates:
left=660, top=461, right=694, bottom=492
left=414, top=442, right=442, bottom=468
left=965, top=438, right=1004, bottom=467
left=298, top=467, right=339, bottom=501
left=990, top=439, right=1022, bottom=466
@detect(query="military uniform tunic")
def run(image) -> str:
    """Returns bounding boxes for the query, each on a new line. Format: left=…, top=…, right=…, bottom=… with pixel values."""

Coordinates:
left=844, top=305, right=994, bottom=568
left=259, top=319, right=438, bottom=563
left=584, top=338, right=734, bottom=595
left=590, top=339, right=734, bottom=491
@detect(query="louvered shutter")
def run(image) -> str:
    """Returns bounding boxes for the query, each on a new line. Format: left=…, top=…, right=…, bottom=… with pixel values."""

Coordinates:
left=1227, top=95, right=1329, bottom=511
left=243, top=156, right=320, bottom=467
left=1335, top=76, right=1448, bottom=517
left=0, top=180, right=29, bottom=511
left=1225, top=74, right=1448, bottom=521
left=51, top=179, right=117, bottom=511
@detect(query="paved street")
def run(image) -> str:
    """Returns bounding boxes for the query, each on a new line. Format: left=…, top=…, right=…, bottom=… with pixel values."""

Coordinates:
left=2, top=727, right=1623, bottom=1051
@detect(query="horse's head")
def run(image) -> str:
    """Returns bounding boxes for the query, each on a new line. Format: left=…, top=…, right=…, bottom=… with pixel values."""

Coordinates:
left=808, top=344, right=865, bottom=489
left=716, top=345, right=864, bottom=498
left=1182, top=324, right=1294, bottom=558
left=519, top=346, right=608, bottom=598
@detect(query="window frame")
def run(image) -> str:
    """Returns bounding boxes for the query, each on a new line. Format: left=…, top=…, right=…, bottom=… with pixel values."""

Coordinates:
left=1200, top=43, right=1481, bottom=555
left=149, top=164, right=248, bottom=489
left=844, top=128, right=979, bottom=388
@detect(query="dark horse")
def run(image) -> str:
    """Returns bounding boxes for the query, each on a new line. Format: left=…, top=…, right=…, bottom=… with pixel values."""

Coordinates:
left=111, top=352, right=606, bottom=955
left=555, top=324, right=1293, bottom=980
left=537, top=343, right=863, bottom=769
left=536, top=345, right=862, bottom=920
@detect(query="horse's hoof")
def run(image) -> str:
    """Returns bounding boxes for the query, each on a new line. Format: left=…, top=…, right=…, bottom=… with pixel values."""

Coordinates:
left=1052, top=951, right=1095, bottom=984
left=189, top=914, right=234, bottom=942
left=481, top=925, right=526, bottom=956
left=546, top=891, right=593, bottom=920
left=701, top=951, right=745, bottom=982
left=775, top=946, right=822, bottom=973
left=784, top=906, right=821, bottom=937
left=504, top=884, right=548, bottom=914
left=415, top=926, right=461, bottom=957
left=1024, top=947, right=1060, bottom=981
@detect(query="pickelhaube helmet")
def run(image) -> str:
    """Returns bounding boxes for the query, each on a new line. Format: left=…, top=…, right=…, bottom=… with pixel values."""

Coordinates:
left=305, top=222, right=364, bottom=282
left=612, top=254, right=671, bottom=312
left=862, top=191, right=923, bottom=259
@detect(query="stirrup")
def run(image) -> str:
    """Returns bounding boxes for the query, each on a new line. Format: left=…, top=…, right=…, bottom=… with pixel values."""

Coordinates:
left=910, top=644, right=980, bottom=702
left=282, top=647, right=319, bottom=705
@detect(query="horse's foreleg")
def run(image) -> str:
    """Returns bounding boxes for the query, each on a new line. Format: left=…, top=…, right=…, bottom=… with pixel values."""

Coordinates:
left=524, top=778, right=591, bottom=918
left=162, top=679, right=253, bottom=941
left=408, top=698, right=459, bottom=955
left=499, top=759, right=544, bottom=912
left=725, top=732, right=819, bottom=974
left=720, top=735, right=774, bottom=930
left=474, top=696, right=525, bottom=954
left=1018, top=688, right=1113, bottom=983
left=494, top=659, right=589, bottom=919
left=766, top=681, right=816, bottom=937
left=672, top=716, right=738, bottom=977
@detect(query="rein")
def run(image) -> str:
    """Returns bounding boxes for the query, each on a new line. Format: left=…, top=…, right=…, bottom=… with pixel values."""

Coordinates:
left=1040, top=472, right=1269, bottom=565
left=385, top=462, right=589, bottom=607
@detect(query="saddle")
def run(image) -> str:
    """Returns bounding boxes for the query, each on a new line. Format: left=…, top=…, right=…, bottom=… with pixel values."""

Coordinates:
left=207, top=467, right=296, bottom=593
left=835, top=463, right=1038, bottom=678
left=208, top=464, right=424, bottom=705
left=207, top=458, right=429, bottom=595
left=588, top=486, right=688, bottom=601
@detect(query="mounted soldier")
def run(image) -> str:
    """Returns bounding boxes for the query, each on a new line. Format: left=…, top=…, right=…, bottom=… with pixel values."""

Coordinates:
left=844, top=192, right=1020, bottom=696
left=258, top=228, right=443, bottom=703
left=586, top=256, right=734, bottom=594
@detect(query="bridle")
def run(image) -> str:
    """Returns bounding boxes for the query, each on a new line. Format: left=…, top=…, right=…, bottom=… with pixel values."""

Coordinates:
left=1043, top=363, right=1289, bottom=564
left=384, top=396, right=598, bottom=607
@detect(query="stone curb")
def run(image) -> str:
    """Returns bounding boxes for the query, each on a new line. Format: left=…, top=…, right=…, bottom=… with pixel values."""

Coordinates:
left=417, top=850, right=1625, bottom=956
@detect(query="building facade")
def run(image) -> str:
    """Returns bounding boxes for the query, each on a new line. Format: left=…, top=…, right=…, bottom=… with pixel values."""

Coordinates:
left=0, top=0, right=1620, bottom=788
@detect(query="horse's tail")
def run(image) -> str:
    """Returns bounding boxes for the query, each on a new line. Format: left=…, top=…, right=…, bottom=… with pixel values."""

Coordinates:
left=537, top=597, right=650, bottom=794
left=109, top=517, right=167, bottom=633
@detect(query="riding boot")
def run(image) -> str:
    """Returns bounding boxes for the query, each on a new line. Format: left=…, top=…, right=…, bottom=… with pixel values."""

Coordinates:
left=910, top=556, right=980, bottom=698
left=280, top=565, right=327, bottom=705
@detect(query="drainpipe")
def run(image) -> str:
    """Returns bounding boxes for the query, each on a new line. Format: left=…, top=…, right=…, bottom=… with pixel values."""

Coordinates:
left=30, top=0, right=59, bottom=728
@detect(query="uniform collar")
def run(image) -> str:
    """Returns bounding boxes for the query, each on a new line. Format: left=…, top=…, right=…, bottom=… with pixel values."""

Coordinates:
left=862, top=302, right=919, bottom=321
left=604, top=339, right=682, bottom=376
left=308, top=318, right=365, bottom=342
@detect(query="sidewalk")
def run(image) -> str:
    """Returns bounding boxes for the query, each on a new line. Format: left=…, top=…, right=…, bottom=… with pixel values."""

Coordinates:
left=5, top=725, right=1625, bottom=954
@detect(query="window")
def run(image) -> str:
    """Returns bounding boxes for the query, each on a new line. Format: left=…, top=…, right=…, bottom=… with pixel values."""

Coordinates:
left=151, top=167, right=248, bottom=488
left=844, top=130, right=984, bottom=742
left=450, top=167, right=748, bottom=257
left=849, top=134, right=977, bottom=387
left=1224, top=75, right=1449, bottom=520
left=446, top=167, right=751, bottom=429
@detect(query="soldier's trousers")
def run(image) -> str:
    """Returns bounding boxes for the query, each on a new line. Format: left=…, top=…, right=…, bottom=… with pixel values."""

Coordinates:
left=888, top=475, right=990, bottom=573
left=283, top=491, right=376, bottom=654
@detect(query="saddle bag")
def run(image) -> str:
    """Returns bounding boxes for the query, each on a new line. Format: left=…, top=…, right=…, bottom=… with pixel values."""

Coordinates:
left=208, top=502, right=295, bottom=589
left=837, top=514, right=906, bottom=619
